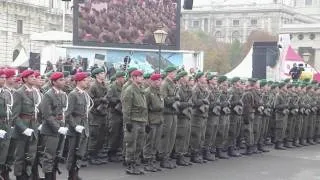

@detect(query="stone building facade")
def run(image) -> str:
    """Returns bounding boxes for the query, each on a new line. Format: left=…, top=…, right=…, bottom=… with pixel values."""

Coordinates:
left=0, top=0, right=72, bottom=66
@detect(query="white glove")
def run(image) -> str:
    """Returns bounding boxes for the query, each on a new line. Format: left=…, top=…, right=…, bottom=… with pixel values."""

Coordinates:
left=0, top=130, right=7, bottom=139
left=23, top=128, right=34, bottom=137
left=38, top=124, right=42, bottom=131
left=58, top=127, right=68, bottom=135
left=75, top=125, right=85, bottom=133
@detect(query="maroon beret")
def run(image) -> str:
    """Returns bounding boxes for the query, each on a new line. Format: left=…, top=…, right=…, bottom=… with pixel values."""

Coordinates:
left=20, top=70, right=34, bottom=78
left=4, top=68, right=16, bottom=78
left=74, top=72, right=89, bottom=81
left=50, top=72, right=64, bottom=81
left=150, top=73, right=162, bottom=81
left=131, top=70, right=143, bottom=77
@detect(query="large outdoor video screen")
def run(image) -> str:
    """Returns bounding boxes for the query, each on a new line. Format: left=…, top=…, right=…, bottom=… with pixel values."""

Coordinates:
left=73, top=0, right=180, bottom=50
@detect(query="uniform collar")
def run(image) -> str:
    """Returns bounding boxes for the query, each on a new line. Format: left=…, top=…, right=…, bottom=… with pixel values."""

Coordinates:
left=76, top=87, right=85, bottom=94
left=52, top=87, right=62, bottom=94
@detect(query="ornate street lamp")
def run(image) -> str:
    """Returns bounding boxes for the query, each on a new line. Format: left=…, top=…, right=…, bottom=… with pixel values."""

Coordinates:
left=153, top=29, right=168, bottom=72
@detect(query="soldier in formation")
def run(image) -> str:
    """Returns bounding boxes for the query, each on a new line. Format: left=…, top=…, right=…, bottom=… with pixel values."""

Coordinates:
left=2, top=65, right=320, bottom=179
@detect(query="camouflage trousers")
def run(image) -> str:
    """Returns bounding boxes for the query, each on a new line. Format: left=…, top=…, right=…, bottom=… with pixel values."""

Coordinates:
left=88, top=113, right=108, bottom=155
left=259, top=116, right=270, bottom=144
left=285, top=114, right=297, bottom=142
left=41, top=135, right=60, bottom=173
left=253, top=114, right=263, bottom=145
left=294, top=115, right=304, bottom=140
left=66, top=134, right=88, bottom=171
left=216, top=115, right=230, bottom=149
left=241, top=113, right=254, bottom=146
left=190, top=115, right=207, bottom=153
left=175, top=115, right=191, bottom=155
left=227, top=114, right=242, bottom=147
left=124, top=121, right=146, bottom=163
left=143, top=124, right=162, bottom=160
left=301, top=115, right=309, bottom=140
left=108, top=112, right=123, bottom=155
left=307, top=114, right=316, bottom=139
left=204, top=115, right=219, bottom=150
left=159, top=114, right=177, bottom=160
left=274, top=112, right=288, bottom=142
left=313, top=114, right=320, bottom=139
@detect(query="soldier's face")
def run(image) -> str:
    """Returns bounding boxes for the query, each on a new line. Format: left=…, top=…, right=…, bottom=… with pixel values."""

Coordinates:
left=198, top=76, right=206, bottom=84
left=96, top=72, right=106, bottom=81
left=117, top=76, right=125, bottom=85
left=6, top=77, right=15, bottom=86
left=25, top=75, right=36, bottom=86
left=53, top=78, right=66, bottom=89
left=79, top=77, right=91, bottom=89
left=167, top=71, right=176, bottom=80
left=0, top=75, right=5, bottom=87
left=180, top=75, right=188, bottom=84
left=152, top=79, right=162, bottom=87
left=189, top=80, right=195, bottom=86
left=133, top=75, right=143, bottom=85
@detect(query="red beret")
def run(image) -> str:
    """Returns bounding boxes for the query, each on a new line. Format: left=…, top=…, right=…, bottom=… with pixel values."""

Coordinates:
left=15, top=76, right=21, bottom=82
left=0, top=69, right=4, bottom=77
left=74, top=72, right=89, bottom=81
left=50, top=72, right=64, bottom=81
left=131, top=70, right=143, bottom=77
left=34, top=71, right=41, bottom=78
left=20, top=70, right=34, bottom=78
left=150, top=73, right=162, bottom=81
left=4, top=68, right=16, bottom=78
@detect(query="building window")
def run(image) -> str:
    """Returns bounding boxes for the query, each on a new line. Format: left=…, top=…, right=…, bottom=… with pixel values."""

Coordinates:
left=251, top=19, right=257, bottom=26
left=233, top=20, right=239, bottom=26
left=192, top=20, right=200, bottom=28
left=17, top=20, right=23, bottom=34
left=216, top=20, right=222, bottom=26
left=215, top=31, right=222, bottom=38
left=232, top=31, right=240, bottom=41
left=305, top=0, right=312, bottom=6
left=298, top=34, right=304, bottom=40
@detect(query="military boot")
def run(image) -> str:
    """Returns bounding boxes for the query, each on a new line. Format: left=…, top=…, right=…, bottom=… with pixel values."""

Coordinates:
left=176, top=155, right=189, bottom=166
left=88, top=156, right=103, bottom=165
left=314, top=137, right=320, bottom=144
left=228, top=146, right=241, bottom=157
left=216, top=148, right=229, bottom=159
left=151, top=160, right=162, bottom=172
left=45, top=172, right=53, bottom=180
left=190, top=152, right=203, bottom=163
left=257, top=144, right=270, bottom=152
left=274, top=141, right=286, bottom=150
left=299, top=139, right=308, bottom=146
left=292, top=139, right=302, bottom=147
left=241, top=146, right=253, bottom=156
left=144, top=159, right=157, bottom=172
left=68, top=170, right=82, bottom=180
left=284, top=141, right=294, bottom=148
left=307, top=138, right=316, bottom=145
left=203, top=149, right=216, bottom=161
left=160, top=159, right=173, bottom=169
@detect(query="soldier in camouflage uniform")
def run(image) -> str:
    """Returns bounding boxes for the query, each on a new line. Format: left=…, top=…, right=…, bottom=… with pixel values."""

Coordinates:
left=299, top=84, right=312, bottom=146
left=307, top=85, right=317, bottom=145
left=0, top=69, right=14, bottom=180
left=122, top=70, right=147, bottom=175
left=65, top=72, right=91, bottom=180
left=313, top=85, right=320, bottom=143
left=273, top=82, right=290, bottom=150
left=174, top=71, right=193, bottom=166
left=240, top=78, right=257, bottom=155
left=283, top=83, right=297, bottom=148
left=293, top=83, right=306, bottom=146
left=87, top=68, right=109, bottom=165
left=159, top=66, right=179, bottom=169
left=227, top=77, right=243, bottom=157
left=106, top=71, right=126, bottom=162
left=40, top=72, right=69, bottom=180
left=252, top=80, right=263, bottom=153
left=215, top=76, right=231, bottom=159
left=257, top=80, right=271, bottom=152
left=62, top=71, right=74, bottom=95
left=143, top=73, right=164, bottom=172
left=205, top=74, right=220, bottom=161
left=11, top=70, right=41, bottom=180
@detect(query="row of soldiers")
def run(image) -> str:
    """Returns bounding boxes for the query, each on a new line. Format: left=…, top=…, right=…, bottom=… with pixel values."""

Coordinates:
left=0, top=66, right=320, bottom=179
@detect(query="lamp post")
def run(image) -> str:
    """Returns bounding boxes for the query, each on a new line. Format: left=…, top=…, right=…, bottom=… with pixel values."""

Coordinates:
left=153, top=29, right=168, bottom=72
left=302, top=52, right=311, bottom=63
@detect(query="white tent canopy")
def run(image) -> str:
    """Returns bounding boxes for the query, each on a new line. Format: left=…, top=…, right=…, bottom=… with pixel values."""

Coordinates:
left=225, top=47, right=253, bottom=78
left=11, top=48, right=29, bottom=67
left=30, top=31, right=72, bottom=42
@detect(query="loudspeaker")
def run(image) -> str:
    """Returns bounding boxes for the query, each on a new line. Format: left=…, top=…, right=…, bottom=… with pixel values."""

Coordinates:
left=183, top=0, right=193, bottom=10
left=29, top=52, right=40, bottom=70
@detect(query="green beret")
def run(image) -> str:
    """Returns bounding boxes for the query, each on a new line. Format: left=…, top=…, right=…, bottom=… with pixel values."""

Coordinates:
left=164, top=66, right=177, bottom=73
left=91, top=68, right=105, bottom=78
left=195, top=72, right=204, bottom=80
left=292, top=82, right=299, bottom=88
left=299, top=83, right=307, bottom=88
left=110, top=75, right=116, bottom=82
left=46, top=70, right=54, bottom=78
left=278, top=82, right=286, bottom=89
left=217, top=76, right=227, bottom=84
left=231, top=77, right=241, bottom=84
left=63, top=71, right=70, bottom=77
left=259, top=80, right=268, bottom=87
left=174, top=75, right=181, bottom=81
left=306, top=85, right=313, bottom=90
left=178, top=71, right=188, bottom=78
left=283, top=78, right=291, bottom=83
left=267, top=81, right=273, bottom=85
left=116, top=71, right=126, bottom=78
left=143, top=73, right=151, bottom=79
left=248, top=78, right=257, bottom=83
left=207, top=74, right=214, bottom=81
left=270, top=83, right=278, bottom=89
